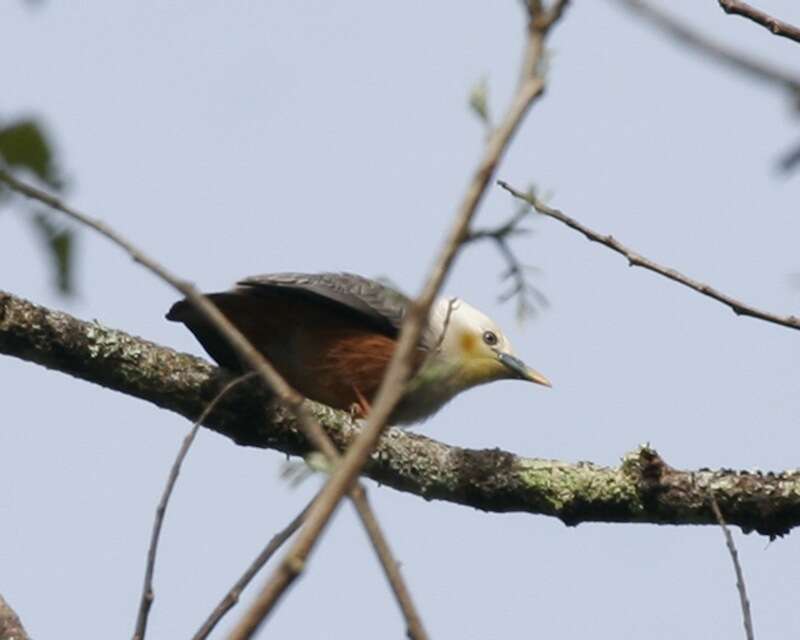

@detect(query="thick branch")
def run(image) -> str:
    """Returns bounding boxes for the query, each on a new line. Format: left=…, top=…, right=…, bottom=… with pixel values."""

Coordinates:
left=3, top=290, right=800, bottom=538
left=0, top=595, right=30, bottom=640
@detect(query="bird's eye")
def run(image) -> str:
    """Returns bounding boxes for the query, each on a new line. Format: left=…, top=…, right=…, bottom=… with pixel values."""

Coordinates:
left=482, top=330, right=498, bottom=346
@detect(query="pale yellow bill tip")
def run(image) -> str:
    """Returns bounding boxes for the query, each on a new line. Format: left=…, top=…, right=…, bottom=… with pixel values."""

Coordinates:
left=528, top=369, right=552, bottom=387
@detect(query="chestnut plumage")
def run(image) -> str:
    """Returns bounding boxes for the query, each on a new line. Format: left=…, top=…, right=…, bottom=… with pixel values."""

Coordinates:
left=167, top=272, right=549, bottom=425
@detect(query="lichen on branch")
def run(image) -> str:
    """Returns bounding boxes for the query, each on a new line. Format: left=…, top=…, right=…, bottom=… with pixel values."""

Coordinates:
left=2, top=289, right=799, bottom=537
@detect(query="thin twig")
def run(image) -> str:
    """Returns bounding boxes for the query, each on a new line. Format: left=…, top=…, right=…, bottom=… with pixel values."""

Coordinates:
left=294, top=429, right=430, bottom=640
left=0, top=170, right=305, bottom=411
left=709, top=496, right=756, bottom=640
left=613, top=0, right=800, bottom=95
left=719, top=0, right=800, bottom=45
left=431, top=297, right=458, bottom=353
left=133, top=373, right=256, bottom=640
left=350, top=484, right=426, bottom=638
left=497, top=180, right=800, bottom=332
left=227, top=4, right=569, bottom=638
left=541, top=0, right=570, bottom=29
left=0, top=171, right=429, bottom=640
left=777, top=139, right=800, bottom=174
left=195, top=485, right=425, bottom=640
left=466, top=203, right=548, bottom=319
left=496, top=238, right=548, bottom=320
left=193, top=493, right=317, bottom=640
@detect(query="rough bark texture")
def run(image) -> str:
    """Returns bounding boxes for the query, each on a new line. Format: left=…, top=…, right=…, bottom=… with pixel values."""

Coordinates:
left=2, top=290, right=800, bottom=537
left=0, top=595, right=30, bottom=640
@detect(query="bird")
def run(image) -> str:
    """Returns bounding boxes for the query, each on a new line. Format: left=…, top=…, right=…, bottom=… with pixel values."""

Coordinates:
left=166, top=272, right=550, bottom=425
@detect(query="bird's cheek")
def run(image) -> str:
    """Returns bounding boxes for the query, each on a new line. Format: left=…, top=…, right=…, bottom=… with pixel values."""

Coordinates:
left=462, top=358, right=507, bottom=386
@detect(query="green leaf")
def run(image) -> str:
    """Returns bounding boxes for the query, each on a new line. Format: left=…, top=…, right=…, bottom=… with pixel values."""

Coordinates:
left=32, top=212, right=75, bottom=295
left=0, top=117, right=76, bottom=294
left=0, top=119, right=61, bottom=188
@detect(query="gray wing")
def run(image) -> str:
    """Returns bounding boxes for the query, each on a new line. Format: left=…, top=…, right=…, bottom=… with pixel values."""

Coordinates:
left=237, top=272, right=410, bottom=336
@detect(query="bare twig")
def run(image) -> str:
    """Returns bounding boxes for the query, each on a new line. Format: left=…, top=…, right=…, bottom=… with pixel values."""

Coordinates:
left=496, top=240, right=548, bottom=320
left=709, top=496, right=755, bottom=640
left=293, top=431, right=429, bottom=640
left=0, top=170, right=305, bottom=412
left=350, top=484, right=427, bottom=638
left=542, top=0, right=570, bottom=29
left=719, top=0, right=800, bottom=45
left=197, top=484, right=420, bottom=640
left=498, top=180, right=800, bottom=332
left=228, top=436, right=428, bottom=639
left=431, top=297, right=458, bottom=353
left=777, top=139, right=800, bottom=173
left=616, top=0, right=800, bottom=173
left=0, top=172, right=428, bottom=639
left=227, top=4, right=569, bottom=638
left=193, top=493, right=316, bottom=640
left=466, top=202, right=548, bottom=319
left=133, top=373, right=256, bottom=640
left=613, top=0, right=800, bottom=95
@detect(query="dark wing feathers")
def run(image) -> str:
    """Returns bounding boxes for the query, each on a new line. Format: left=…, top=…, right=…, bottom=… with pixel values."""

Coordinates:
left=236, top=272, right=410, bottom=336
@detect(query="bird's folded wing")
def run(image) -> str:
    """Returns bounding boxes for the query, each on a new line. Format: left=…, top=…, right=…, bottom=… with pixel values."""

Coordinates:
left=237, top=272, right=410, bottom=337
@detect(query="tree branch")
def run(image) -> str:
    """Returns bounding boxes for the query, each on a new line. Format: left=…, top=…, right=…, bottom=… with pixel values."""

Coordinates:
left=498, top=181, right=800, bottom=332
left=613, top=0, right=800, bottom=95
left=193, top=494, right=315, bottom=640
left=719, top=0, right=800, bottom=45
left=229, top=3, right=568, bottom=636
left=710, top=496, right=755, bottom=640
left=3, top=290, right=800, bottom=538
left=134, top=373, right=256, bottom=640
left=466, top=201, right=548, bottom=319
left=0, top=170, right=428, bottom=640
left=0, top=595, right=30, bottom=640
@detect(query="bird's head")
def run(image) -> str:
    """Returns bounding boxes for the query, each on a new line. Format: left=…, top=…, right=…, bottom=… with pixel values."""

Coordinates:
left=429, top=298, right=551, bottom=390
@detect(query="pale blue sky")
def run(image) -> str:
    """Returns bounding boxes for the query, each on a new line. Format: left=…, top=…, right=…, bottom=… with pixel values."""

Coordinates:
left=3, top=2, right=800, bottom=638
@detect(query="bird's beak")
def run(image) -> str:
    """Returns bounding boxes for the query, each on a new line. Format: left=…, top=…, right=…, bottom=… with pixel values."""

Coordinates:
left=497, top=352, right=552, bottom=387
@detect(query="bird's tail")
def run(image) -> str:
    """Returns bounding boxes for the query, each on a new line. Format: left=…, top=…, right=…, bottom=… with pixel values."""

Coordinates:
left=165, top=293, right=249, bottom=371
